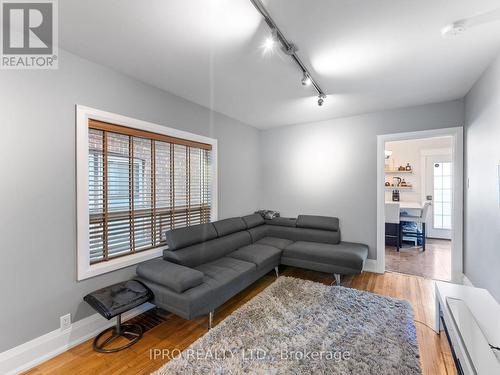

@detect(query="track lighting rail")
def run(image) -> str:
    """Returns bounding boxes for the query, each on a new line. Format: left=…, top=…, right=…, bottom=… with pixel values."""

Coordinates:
left=249, top=0, right=326, bottom=105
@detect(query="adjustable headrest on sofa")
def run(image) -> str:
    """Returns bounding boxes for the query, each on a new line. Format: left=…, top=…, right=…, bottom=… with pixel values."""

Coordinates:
left=165, top=223, right=218, bottom=251
left=265, top=217, right=297, bottom=227
left=242, top=213, right=265, bottom=229
left=296, top=215, right=339, bottom=232
left=213, top=217, right=246, bottom=237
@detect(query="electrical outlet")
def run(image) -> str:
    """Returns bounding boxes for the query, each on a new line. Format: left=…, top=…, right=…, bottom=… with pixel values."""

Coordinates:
left=60, top=314, right=71, bottom=331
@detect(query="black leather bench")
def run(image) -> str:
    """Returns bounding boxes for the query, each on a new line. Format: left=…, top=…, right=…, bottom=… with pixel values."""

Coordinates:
left=84, top=280, right=153, bottom=353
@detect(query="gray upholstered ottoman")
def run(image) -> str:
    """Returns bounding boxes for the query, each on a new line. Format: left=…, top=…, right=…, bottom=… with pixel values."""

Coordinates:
left=84, top=280, right=153, bottom=353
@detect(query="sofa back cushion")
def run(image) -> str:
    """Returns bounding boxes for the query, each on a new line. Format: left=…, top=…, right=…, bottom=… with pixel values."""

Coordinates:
left=296, top=215, right=339, bottom=232
left=165, top=223, right=218, bottom=251
left=246, top=225, right=269, bottom=242
left=265, top=217, right=297, bottom=227
left=242, top=213, right=265, bottom=229
left=163, top=231, right=252, bottom=267
left=267, top=225, right=340, bottom=245
left=213, top=217, right=246, bottom=237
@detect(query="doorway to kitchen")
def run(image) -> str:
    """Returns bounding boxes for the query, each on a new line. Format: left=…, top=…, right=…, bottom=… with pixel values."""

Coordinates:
left=376, top=127, right=463, bottom=283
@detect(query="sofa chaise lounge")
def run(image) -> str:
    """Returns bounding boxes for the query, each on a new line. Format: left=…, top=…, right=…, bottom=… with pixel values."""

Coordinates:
left=136, top=213, right=368, bottom=328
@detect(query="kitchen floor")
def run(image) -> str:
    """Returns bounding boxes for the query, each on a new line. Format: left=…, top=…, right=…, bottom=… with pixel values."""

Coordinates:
left=385, top=238, right=451, bottom=281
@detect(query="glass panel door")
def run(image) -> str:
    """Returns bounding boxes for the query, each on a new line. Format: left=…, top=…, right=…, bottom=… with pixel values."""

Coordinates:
left=433, top=162, right=452, bottom=230
left=425, top=154, right=452, bottom=240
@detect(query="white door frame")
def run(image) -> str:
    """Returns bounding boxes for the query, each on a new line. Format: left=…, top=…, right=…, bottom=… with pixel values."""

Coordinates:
left=376, top=127, right=463, bottom=282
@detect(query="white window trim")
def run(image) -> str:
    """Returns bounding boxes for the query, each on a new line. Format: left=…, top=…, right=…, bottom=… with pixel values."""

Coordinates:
left=76, top=105, right=218, bottom=281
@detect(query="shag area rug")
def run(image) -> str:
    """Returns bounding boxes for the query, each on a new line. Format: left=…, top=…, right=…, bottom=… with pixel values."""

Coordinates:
left=154, top=277, right=421, bottom=375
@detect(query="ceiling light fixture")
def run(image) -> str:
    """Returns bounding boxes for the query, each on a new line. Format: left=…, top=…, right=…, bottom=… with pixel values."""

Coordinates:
left=441, top=20, right=467, bottom=38
left=249, top=0, right=327, bottom=106
left=441, top=8, right=500, bottom=39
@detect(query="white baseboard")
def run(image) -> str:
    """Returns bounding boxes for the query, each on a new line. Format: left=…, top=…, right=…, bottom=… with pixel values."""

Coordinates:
left=363, top=259, right=384, bottom=274
left=0, top=302, right=155, bottom=375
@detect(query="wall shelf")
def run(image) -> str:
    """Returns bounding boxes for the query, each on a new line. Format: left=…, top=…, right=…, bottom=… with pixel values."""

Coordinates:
left=385, top=186, right=413, bottom=190
left=384, top=169, right=413, bottom=173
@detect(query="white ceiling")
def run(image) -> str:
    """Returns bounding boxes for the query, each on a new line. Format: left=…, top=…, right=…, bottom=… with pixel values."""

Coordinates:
left=59, top=0, right=500, bottom=129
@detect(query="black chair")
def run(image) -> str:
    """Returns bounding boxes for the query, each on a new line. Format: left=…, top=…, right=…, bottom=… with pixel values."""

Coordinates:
left=400, top=202, right=431, bottom=251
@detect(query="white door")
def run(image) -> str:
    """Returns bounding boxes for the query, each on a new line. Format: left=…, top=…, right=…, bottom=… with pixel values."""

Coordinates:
left=425, top=155, right=452, bottom=239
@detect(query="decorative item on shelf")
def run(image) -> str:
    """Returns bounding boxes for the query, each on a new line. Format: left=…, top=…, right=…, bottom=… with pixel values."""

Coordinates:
left=392, top=190, right=400, bottom=201
left=398, top=165, right=406, bottom=171
left=384, top=150, right=394, bottom=171
left=405, top=163, right=412, bottom=171
left=392, top=177, right=402, bottom=187
left=400, top=179, right=407, bottom=187
left=385, top=181, right=391, bottom=187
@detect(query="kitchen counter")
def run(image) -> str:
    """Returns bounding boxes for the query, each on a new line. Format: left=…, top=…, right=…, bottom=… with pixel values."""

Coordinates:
left=385, top=201, right=422, bottom=210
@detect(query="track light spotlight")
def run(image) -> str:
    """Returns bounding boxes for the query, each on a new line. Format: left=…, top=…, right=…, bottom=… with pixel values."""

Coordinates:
left=263, top=28, right=278, bottom=52
left=263, top=37, right=275, bottom=51
left=250, top=0, right=327, bottom=107
left=317, top=94, right=326, bottom=106
left=301, top=73, right=312, bottom=86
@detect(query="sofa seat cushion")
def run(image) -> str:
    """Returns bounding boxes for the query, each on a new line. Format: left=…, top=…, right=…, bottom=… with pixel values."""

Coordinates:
left=227, top=244, right=281, bottom=269
left=283, top=241, right=368, bottom=271
left=140, top=257, right=256, bottom=320
left=256, top=236, right=293, bottom=250
left=194, top=257, right=257, bottom=312
left=195, top=257, right=256, bottom=285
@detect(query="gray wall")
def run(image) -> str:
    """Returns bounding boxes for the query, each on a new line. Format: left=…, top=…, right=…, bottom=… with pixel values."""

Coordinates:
left=0, top=50, right=260, bottom=352
left=464, top=52, right=500, bottom=303
left=259, top=100, right=464, bottom=260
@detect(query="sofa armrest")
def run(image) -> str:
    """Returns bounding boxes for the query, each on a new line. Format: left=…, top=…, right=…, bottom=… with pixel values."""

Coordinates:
left=136, top=258, right=204, bottom=293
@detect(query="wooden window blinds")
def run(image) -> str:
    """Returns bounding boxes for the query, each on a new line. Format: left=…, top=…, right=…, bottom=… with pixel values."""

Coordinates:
left=87, top=119, right=212, bottom=264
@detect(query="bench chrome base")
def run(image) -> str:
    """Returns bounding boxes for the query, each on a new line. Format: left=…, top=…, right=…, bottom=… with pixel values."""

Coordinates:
left=93, top=315, right=143, bottom=353
left=208, top=310, right=214, bottom=330
left=334, top=273, right=341, bottom=286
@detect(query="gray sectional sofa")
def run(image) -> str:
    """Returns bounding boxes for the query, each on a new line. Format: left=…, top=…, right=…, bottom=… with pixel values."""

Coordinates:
left=136, top=213, right=368, bottom=328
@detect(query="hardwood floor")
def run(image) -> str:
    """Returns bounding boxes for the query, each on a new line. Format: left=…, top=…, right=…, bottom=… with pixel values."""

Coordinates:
left=25, top=268, right=456, bottom=375
left=386, top=238, right=452, bottom=281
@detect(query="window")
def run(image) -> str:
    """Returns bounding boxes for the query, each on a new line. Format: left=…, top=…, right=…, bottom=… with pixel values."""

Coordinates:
left=433, top=162, right=452, bottom=230
left=77, top=107, right=217, bottom=280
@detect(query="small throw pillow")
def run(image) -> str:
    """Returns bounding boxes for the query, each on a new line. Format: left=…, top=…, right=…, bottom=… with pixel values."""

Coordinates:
left=255, top=209, right=280, bottom=220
